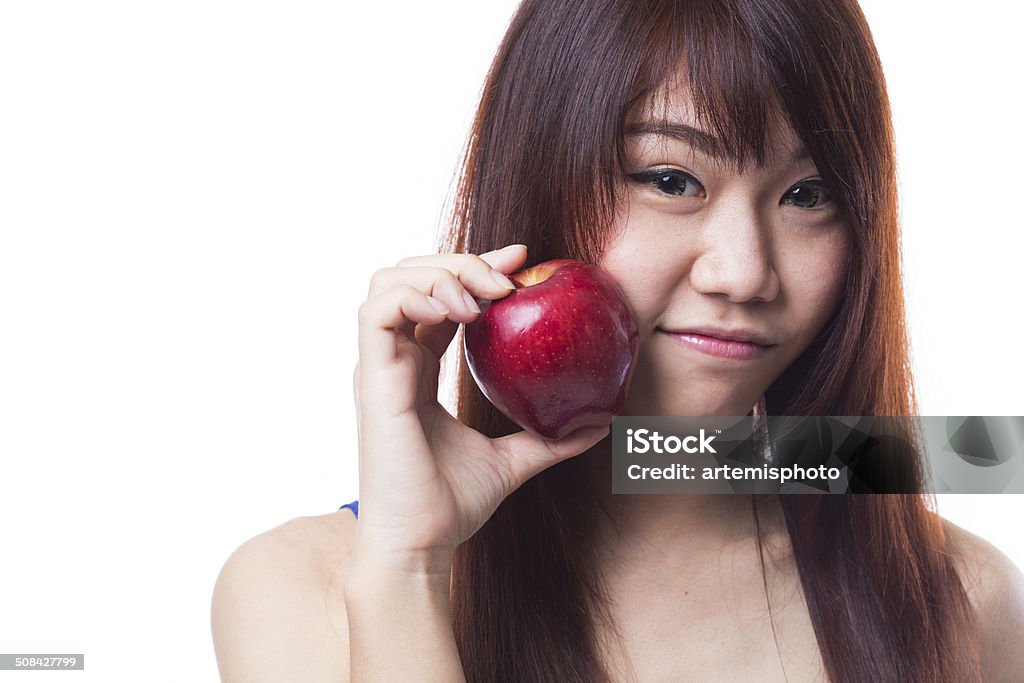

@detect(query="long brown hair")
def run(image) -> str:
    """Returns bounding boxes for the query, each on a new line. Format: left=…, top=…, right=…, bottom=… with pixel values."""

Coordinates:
left=439, top=1, right=980, bottom=680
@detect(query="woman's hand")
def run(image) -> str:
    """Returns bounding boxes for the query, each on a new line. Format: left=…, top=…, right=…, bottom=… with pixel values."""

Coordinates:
left=351, top=244, right=609, bottom=576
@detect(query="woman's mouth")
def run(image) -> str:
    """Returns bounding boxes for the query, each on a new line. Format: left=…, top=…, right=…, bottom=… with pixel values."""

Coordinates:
left=658, top=328, right=774, bottom=361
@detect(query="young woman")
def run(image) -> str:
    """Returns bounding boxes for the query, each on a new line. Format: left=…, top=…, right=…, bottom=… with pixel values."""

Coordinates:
left=212, top=0, right=1024, bottom=680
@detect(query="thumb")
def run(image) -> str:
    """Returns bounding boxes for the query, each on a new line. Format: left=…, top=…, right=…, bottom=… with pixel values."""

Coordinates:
left=493, top=423, right=611, bottom=490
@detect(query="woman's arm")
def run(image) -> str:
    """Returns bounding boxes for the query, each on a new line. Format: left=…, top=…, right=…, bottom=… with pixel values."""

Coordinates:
left=211, top=512, right=355, bottom=682
left=212, top=246, right=609, bottom=680
left=981, top=559, right=1024, bottom=682
left=211, top=512, right=467, bottom=682
left=943, top=519, right=1024, bottom=682
left=345, top=551, right=466, bottom=682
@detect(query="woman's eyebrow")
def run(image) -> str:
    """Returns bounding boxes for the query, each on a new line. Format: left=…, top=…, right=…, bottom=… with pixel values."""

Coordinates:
left=625, top=121, right=725, bottom=159
left=788, top=146, right=811, bottom=164
left=625, top=120, right=812, bottom=166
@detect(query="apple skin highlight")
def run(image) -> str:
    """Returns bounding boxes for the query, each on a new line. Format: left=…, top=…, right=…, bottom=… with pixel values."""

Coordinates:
left=463, top=259, right=640, bottom=440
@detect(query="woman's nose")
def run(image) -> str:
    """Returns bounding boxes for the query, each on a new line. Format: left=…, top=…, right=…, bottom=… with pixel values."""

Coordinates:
left=688, top=204, right=780, bottom=304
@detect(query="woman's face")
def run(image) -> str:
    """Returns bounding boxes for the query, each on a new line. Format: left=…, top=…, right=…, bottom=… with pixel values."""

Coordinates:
left=599, top=82, right=851, bottom=416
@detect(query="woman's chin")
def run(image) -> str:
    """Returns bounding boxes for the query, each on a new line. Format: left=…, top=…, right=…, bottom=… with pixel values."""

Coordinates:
left=622, top=390, right=764, bottom=417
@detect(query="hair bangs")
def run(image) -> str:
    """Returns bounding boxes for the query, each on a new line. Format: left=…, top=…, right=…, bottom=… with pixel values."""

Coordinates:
left=624, top=0, right=785, bottom=174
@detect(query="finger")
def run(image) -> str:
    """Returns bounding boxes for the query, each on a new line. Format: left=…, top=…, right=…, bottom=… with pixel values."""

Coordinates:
left=395, top=244, right=528, bottom=280
left=368, top=266, right=498, bottom=322
left=491, top=423, right=611, bottom=492
left=396, top=243, right=527, bottom=267
left=412, top=245, right=527, bottom=359
left=476, top=244, right=528, bottom=272
left=358, top=284, right=452, bottom=369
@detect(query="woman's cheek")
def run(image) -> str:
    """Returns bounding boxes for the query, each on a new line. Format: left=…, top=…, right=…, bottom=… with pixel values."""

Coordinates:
left=597, top=234, right=663, bottom=325
left=791, top=230, right=851, bottom=325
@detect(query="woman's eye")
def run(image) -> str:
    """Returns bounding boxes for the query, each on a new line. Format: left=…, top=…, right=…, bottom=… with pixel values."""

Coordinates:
left=627, top=169, right=705, bottom=198
left=782, top=180, right=833, bottom=209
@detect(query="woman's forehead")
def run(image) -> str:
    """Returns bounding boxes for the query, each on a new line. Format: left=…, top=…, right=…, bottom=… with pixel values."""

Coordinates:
left=625, top=75, right=805, bottom=170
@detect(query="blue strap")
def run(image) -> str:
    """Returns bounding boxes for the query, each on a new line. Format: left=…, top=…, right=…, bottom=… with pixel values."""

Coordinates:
left=339, top=500, right=359, bottom=519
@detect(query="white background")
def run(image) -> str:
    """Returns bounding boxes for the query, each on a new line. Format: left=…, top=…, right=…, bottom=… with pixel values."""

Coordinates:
left=0, top=1, right=1021, bottom=680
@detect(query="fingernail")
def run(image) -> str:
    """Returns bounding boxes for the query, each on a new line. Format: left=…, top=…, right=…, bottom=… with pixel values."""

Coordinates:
left=426, top=296, right=449, bottom=314
left=462, top=290, right=480, bottom=313
left=491, top=270, right=516, bottom=290
left=502, top=244, right=526, bottom=252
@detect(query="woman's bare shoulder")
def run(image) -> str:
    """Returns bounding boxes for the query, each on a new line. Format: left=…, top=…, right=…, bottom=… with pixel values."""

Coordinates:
left=941, top=517, right=1024, bottom=681
left=211, top=510, right=358, bottom=683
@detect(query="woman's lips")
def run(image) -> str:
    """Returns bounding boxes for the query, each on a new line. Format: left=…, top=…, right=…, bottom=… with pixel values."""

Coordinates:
left=660, top=330, right=770, bottom=360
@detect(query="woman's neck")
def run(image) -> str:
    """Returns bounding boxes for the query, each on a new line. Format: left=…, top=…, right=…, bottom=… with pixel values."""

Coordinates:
left=581, top=437, right=790, bottom=572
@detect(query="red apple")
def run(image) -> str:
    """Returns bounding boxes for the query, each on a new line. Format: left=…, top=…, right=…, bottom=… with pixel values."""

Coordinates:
left=463, top=259, right=639, bottom=440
